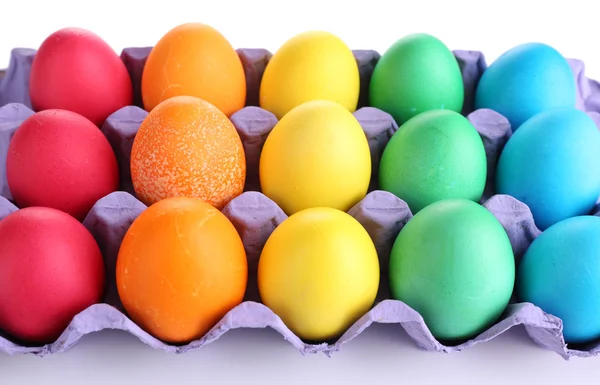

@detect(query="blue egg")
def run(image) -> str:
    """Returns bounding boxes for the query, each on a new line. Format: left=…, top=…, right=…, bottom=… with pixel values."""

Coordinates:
left=496, top=108, right=600, bottom=231
left=475, top=43, right=576, bottom=130
left=517, top=215, right=600, bottom=344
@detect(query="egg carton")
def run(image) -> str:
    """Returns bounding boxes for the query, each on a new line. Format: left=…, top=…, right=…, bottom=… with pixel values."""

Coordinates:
left=1, top=45, right=600, bottom=361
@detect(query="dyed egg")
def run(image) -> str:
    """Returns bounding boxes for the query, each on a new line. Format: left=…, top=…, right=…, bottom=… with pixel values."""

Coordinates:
left=141, top=23, right=246, bottom=116
left=259, top=100, right=371, bottom=215
left=496, top=108, right=600, bottom=231
left=517, top=215, right=600, bottom=344
left=369, top=33, right=464, bottom=125
left=6, top=109, right=119, bottom=221
left=475, top=42, right=576, bottom=130
left=379, top=109, right=486, bottom=214
left=259, top=31, right=359, bottom=119
left=389, top=199, right=515, bottom=340
left=116, top=197, right=248, bottom=344
left=29, top=28, right=133, bottom=126
left=0, top=207, right=105, bottom=343
left=130, top=96, right=246, bottom=209
left=258, top=207, right=379, bottom=341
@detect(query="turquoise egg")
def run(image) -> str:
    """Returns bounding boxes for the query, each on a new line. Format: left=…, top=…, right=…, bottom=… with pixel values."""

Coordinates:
left=379, top=109, right=486, bottom=214
left=389, top=199, right=515, bottom=341
left=369, top=33, right=464, bottom=125
left=496, top=108, right=600, bottom=231
left=517, top=215, right=600, bottom=344
left=475, top=42, right=576, bottom=131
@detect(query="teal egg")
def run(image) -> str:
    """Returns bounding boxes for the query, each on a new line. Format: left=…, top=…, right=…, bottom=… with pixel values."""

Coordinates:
left=475, top=43, right=576, bottom=131
left=369, top=33, right=464, bottom=125
left=389, top=199, right=515, bottom=341
left=378, top=109, right=486, bottom=214
left=517, top=215, right=600, bottom=344
left=496, top=108, right=600, bottom=231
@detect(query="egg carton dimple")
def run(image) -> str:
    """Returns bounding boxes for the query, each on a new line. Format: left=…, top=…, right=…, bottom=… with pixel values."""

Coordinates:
left=1, top=46, right=600, bottom=360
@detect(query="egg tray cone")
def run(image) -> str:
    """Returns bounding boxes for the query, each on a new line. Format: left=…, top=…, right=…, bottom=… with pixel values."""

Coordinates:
left=1, top=46, right=600, bottom=361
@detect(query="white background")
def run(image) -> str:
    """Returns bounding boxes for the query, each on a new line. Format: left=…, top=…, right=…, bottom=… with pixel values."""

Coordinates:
left=2, top=0, right=600, bottom=383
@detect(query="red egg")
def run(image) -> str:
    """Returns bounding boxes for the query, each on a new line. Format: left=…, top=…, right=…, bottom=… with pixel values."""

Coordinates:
left=29, top=27, right=133, bottom=126
left=0, top=207, right=105, bottom=344
left=6, top=109, right=119, bottom=221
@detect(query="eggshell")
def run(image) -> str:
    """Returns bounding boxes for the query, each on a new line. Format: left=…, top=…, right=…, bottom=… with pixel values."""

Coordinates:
left=257, top=207, right=379, bottom=341
left=379, top=109, right=487, bottom=214
left=259, top=31, right=360, bottom=119
left=6, top=109, right=120, bottom=221
left=0, top=206, right=105, bottom=344
left=29, top=28, right=133, bottom=126
left=369, top=33, right=464, bottom=125
left=116, top=197, right=248, bottom=344
left=475, top=43, right=576, bottom=130
left=389, top=199, right=515, bottom=341
left=130, top=95, right=246, bottom=209
left=517, top=215, right=600, bottom=344
left=141, top=23, right=246, bottom=116
left=259, top=100, right=371, bottom=215
left=496, top=108, right=600, bottom=230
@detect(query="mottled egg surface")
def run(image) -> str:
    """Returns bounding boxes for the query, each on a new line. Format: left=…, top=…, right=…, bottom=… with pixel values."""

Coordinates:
left=130, top=95, right=246, bottom=209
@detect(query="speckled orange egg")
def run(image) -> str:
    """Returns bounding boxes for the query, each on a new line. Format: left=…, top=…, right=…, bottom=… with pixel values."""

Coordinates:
left=116, top=197, right=248, bottom=343
left=141, top=23, right=246, bottom=116
left=130, top=95, right=246, bottom=209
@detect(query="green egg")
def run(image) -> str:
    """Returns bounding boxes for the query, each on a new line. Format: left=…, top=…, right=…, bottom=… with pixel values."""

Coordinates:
left=369, top=33, right=464, bottom=125
left=379, top=109, right=486, bottom=213
left=389, top=199, right=515, bottom=341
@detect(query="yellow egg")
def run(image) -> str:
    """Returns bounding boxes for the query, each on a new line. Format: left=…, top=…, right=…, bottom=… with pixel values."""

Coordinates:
left=257, top=207, right=380, bottom=341
left=259, top=100, right=371, bottom=215
left=259, top=30, right=360, bottom=119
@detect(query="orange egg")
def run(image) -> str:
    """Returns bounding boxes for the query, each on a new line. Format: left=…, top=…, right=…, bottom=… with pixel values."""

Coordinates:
left=141, top=23, right=246, bottom=116
left=130, top=95, right=246, bottom=209
left=116, top=196, right=248, bottom=344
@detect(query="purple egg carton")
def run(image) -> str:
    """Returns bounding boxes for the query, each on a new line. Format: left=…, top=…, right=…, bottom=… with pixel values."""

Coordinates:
left=1, top=45, right=600, bottom=361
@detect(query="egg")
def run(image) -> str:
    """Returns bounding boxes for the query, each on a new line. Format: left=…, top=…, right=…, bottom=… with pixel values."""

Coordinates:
left=258, top=207, right=379, bottom=341
left=259, top=100, right=371, bottom=215
left=259, top=31, right=360, bottom=119
left=130, top=95, right=246, bottom=209
left=369, top=33, right=464, bottom=125
left=0, top=207, right=105, bottom=343
left=496, top=108, right=600, bottom=231
left=517, top=215, right=600, bottom=343
left=389, top=199, right=515, bottom=340
left=141, top=23, right=246, bottom=116
left=29, top=27, right=133, bottom=126
left=6, top=109, right=119, bottom=221
left=475, top=42, right=576, bottom=130
left=116, top=197, right=248, bottom=344
left=379, top=109, right=486, bottom=214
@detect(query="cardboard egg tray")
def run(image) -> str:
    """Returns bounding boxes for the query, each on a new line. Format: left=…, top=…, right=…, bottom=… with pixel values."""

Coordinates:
left=1, top=46, right=600, bottom=360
